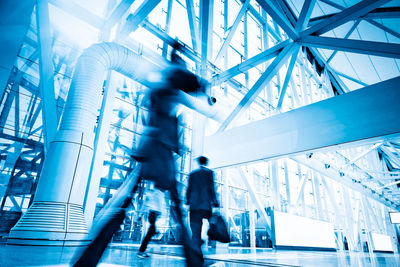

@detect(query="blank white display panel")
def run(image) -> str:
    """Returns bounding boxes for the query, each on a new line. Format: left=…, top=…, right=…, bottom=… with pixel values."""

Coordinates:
left=273, top=211, right=336, bottom=249
left=371, top=233, right=394, bottom=252
left=389, top=212, right=400, bottom=223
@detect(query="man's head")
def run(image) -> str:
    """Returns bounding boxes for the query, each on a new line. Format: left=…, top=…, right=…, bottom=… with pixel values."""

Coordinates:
left=197, top=156, right=208, bottom=166
left=170, top=41, right=186, bottom=67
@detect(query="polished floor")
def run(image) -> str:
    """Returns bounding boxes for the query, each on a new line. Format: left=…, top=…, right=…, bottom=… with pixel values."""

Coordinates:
left=0, top=243, right=399, bottom=266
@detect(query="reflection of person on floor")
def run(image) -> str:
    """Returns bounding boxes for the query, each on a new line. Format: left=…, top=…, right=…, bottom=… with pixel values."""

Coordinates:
left=73, top=42, right=204, bottom=267
left=137, top=182, right=163, bottom=258
left=186, top=156, right=219, bottom=263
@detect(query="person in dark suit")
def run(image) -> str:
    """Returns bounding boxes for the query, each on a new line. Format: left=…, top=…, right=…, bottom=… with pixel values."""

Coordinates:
left=186, top=156, right=219, bottom=262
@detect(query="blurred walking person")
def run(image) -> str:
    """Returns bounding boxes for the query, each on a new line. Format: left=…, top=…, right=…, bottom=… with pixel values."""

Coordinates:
left=73, top=42, right=204, bottom=267
left=186, top=156, right=220, bottom=264
left=137, top=181, right=164, bottom=258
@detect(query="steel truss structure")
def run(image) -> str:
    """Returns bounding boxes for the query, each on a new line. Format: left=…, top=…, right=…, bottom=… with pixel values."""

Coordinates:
left=0, top=0, right=399, bottom=252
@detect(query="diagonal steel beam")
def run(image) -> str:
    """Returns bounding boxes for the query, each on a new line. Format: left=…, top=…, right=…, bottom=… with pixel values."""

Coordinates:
left=295, top=0, right=317, bottom=33
left=256, top=0, right=298, bottom=40
left=299, top=35, right=400, bottom=59
left=311, top=4, right=400, bottom=23
left=293, top=173, right=307, bottom=206
left=116, top=0, right=162, bottom=41
left=276, top=45, right=300, bottom=109
left=162, top=0, right=174, bottom=58
left=377, top=180, right=400, bottom=190
left=200, top=0, right=214, bottom=74
left=341, top=143, right=382, bottom=169
left=102, top=0, right=135, bottom=36
left=314, top=2, right=400, bottom=40
left=272, top=0, right=297, bottom=28
left=237, top=167, right=272, bottom=235
left=336, top=71, right=368, bottom=87
left=186, top=0, right=200, bottom=52
left=214, top=0, right=251, bottom=64
left=327, top=20, right=360, bottom=63
left=37, top=0, right=58, bottom=150
left=248, top=5, right=281, bottom=41
left=295, top=156, right=398, bottom=211
left=301, top=0, right=391, bottom=37
left=217, top=42, right=296, bottom=132
left=365, top=18, right=400, bottom=40
left=212, top=39, right=292, bottom=85
left=381, top=146, right=400, bottom=168
left=140, top=19, right=201, bottom=64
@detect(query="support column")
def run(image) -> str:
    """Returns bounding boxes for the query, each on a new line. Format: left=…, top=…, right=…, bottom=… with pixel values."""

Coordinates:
left=191, top=0, right=213, bottom=162
left=270, top=160, right=281, bottom=211
left=249, top=201, right=256, bottom=248
left=37, top=0, right=58, bottom=151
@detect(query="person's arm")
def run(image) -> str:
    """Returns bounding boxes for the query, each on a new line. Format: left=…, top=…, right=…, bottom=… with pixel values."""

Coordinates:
left=210, top=170, right=219, bottom=208
left=186, top=173, right=193, bottom=205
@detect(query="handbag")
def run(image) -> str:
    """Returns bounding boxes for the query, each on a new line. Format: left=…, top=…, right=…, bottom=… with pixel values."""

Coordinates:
left=207, top=213, right=230, bottom=243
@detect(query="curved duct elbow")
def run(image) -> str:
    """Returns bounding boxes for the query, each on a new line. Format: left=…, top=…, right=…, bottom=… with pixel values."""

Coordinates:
left=9, top=42, right=224, bottom=245
left=60, top=42, right=159, bottom=136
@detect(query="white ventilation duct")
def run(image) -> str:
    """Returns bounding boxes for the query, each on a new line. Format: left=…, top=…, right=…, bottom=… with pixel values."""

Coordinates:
left=8, top=42, right=222, bottom=245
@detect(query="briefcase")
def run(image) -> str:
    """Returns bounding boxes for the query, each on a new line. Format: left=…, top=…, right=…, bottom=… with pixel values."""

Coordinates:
left=207, top=213, right=230, bottom=243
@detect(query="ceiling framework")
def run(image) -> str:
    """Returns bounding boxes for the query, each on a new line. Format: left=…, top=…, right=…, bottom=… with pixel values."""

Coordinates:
left=0, top=0, right=399, bottom=247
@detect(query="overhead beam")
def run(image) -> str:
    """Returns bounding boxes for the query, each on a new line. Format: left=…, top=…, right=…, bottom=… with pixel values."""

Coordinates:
left=37, top=0, right=58, bottom=150
left=256, top=0, right=298, bottom=40
left=247, top=5, right=281, bottom=41
left=116, top=0, right=162, bottom=40
left=381, top=146, right=400, bottom=168
left=309, top=1, right=400, bottom=40
left=200, top=0, right=214, bottom=74
left=293, top=156, right=398, bottom=210
left=341, top=143, right=382, bottom=169
left=212, top=39, right=292, bottom=85
left=48, top=0, right=103, bottom=29
left=186, top=0, right=200, bottom=52
left=217, top=43, right=296, bottom=132
left=295, top=0, right=317, bottom=33
left=204, top=76, right=400, bottom=169
left=299, top=35, right=400, bottom=59
left=300, top=0, right=390, bottom=37
left=308, top=7, right=400, bottom=25
left=365, top=19, right=400, bottom=40
left=102, top=0, right=135, bottom=36
left=140, top=20, right=201, bottom=64
left=327, top=20, right=360, bottom=63
left=276, top=46, right=300, bottom=109
left=272, top=0, right=297, bottom=28
left=214, top=0, right=251, bottom=64
left=336, top=71, right=368, bottom=87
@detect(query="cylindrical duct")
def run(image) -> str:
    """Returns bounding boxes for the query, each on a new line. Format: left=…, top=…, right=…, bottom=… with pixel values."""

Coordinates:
left=8, top=42, right=219, bottom=245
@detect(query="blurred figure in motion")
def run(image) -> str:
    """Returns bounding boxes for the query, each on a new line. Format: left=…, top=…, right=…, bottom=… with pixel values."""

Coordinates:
left=186, top=156, right=219, bottom=264
left=136, top=181, right=164, bottom=258
left=73, top=42, right=205, bottom=267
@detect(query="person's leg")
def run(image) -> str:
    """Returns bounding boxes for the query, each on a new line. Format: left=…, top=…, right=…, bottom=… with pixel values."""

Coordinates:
left=139, top=210, right=159, bottom=253
left=169, top=185, right=203, bottom=267
left=72, top=171, right=141, bottom=267
left=189, top=210, right=203, bottom=249
left=73, top=208, right=126, bottom=267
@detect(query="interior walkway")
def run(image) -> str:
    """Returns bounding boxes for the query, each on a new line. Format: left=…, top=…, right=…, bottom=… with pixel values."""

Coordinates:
left=0, top=243, right=399, bottom=266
